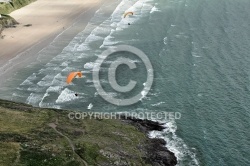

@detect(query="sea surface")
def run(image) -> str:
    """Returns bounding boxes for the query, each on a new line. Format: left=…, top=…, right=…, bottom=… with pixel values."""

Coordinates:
left=1, top=0, right=250, bottom=165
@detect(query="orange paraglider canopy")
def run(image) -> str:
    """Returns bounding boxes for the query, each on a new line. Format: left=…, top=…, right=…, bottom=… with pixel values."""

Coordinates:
left=66, top=72, right=83, bottom=84
left=124, top=12, right=134, bottom=18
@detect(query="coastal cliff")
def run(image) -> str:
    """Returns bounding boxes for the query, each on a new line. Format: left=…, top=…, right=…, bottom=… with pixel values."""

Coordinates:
left=0, top=99, right=177, bottom=166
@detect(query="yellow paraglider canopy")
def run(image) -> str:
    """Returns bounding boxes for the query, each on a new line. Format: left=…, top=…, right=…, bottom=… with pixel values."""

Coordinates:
left=66, top=72, right=83, bottom=84
left=124, top=12, right=134, bottom=18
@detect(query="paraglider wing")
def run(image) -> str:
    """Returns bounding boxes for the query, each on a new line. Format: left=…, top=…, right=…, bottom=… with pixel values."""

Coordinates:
left=124, top=12, right=134, bottom=18
left=66, top=72, right=82, bottom=84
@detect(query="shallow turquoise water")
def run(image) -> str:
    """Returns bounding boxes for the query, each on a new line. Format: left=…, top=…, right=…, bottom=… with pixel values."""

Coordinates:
left=1, top=0, right=250, bottom=165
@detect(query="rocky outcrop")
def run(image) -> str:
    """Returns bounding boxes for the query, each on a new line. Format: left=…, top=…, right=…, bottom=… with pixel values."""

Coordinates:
left=146, top=138, right=177, bottom=166
left=121, top=116, right=166, bottom=132
left=0, top=0, right=35, bottom=35
left=0, top=14, right=18, bottom=27
left=121, top=116, right=178, bottom=166
left=0, top=14, right=18, bottom=35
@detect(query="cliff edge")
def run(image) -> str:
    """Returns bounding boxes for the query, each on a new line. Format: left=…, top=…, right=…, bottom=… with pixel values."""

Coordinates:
left=0, top=99, right=177, bottom=166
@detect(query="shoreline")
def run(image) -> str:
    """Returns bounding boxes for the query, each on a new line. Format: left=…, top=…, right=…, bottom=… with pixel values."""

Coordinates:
left=0, top=1, right=179, bottom=165
left=0, top=0, right=117, bottom=86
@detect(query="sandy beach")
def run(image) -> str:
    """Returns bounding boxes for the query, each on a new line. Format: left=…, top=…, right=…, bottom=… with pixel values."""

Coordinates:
left=0, top=0, right=116, bottom=85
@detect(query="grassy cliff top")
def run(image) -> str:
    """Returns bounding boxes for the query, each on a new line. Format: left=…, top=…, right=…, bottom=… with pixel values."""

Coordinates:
left=0, top=99, right=177, bottom=166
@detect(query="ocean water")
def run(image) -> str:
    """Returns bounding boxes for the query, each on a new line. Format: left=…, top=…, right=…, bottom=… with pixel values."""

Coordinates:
left=1, top=0, right=250, bottom=165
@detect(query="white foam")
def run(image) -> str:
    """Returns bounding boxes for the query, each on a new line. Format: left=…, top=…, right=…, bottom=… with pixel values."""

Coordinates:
left=149, top=120, right=200, bottom=166
left=151, top=101, right=165, bottom=106
left=76, top=43, right=91, bottom=52
left=84, top=62, right=96, bottom=70
left=27, top=86, right=45, bottom=92
left=192, top=52, right=201, bottom=58
left=62, top=67, right=78, bottom=72
left=26, top=93, right=44, bottom=105
left=101, top=32, right=120, bottom=48
left=101, top=0, right=156, bottom=48
left=20, top=79, right=33, bottom=86
left=87, top=103, right=93, bottom=110
left=56, top=88, right=78, bottom=103
left=150, top=6, right=160, bottom=13
left=92, top=26, right=110, bottom=35
left=46, top=86, right=63, bottom=93
left=12, top=92, right=25, bottom=98
left=20, top=73, right=37, bottom=86
left=37, top=75, right=55, bottom=87
left=60, top=62, right=69, bottom=67
left=140, top=90, right=147, bottom=100
left=85, top=34, right=104, bottom=43
left=164, top=37, right=168, bottom=45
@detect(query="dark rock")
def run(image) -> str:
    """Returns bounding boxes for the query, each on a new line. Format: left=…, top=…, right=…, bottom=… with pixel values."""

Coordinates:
left=23, top=24, right=32, bottom=27
left=147, top=138, right=177, bottom=166
left=0, top=14, right=19, bottom=34
left=121, top=115, right=177, bottom=166
left=121, top=115, right=165, bottom=133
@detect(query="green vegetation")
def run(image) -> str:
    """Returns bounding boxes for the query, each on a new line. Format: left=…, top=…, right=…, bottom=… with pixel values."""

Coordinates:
left=0, top=99, right=152, bottom=166
left=0, top=0, right=36, bottom=34
left=0, top=0, right=36, bottom=14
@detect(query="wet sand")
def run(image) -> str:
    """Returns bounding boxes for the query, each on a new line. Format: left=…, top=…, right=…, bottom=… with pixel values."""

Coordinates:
left=0, top=0, right=116, bottom=86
